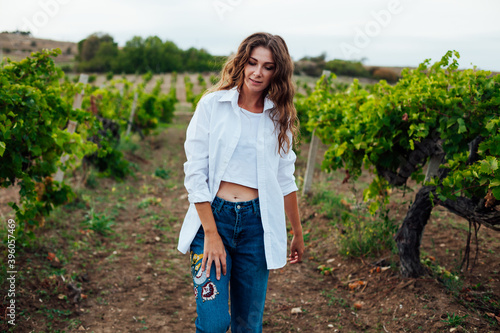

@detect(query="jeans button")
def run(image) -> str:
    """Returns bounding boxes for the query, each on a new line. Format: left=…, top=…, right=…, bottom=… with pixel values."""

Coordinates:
left=236, top=205, right=241, bottom=209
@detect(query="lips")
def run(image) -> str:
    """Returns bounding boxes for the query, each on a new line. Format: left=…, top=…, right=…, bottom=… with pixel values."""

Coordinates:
left=249, top=78, right=262, bottom=84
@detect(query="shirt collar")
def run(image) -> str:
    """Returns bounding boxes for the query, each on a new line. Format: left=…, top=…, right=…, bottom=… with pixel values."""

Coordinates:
left=218, top=86, right=275, bottom=112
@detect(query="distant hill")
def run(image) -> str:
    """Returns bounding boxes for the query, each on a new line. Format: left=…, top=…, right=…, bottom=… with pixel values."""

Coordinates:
left=0, top=32, right=77, bottom=64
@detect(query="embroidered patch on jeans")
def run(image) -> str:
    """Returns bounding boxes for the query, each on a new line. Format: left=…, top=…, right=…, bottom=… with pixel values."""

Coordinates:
left=190, top=251, right=208, bottom=286
left=201, top=281, right=218, bottom=302
left=191, top=252, right=203, bottom=271
left=190, top=251, right=219, bottom=301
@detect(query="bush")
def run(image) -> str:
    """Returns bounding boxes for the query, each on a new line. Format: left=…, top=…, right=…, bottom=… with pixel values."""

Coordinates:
left=324, top=59, right=370, bottom=78
left=185, top=75, right=195, bottom=106
left=337, top=208, right=398, bottom=258
left=310, top=188, right=398, bottom=258
left=60, top=64, right=74, bottom=73
left=81, top=207, right=115, bottom=236
left=142, top=71, right=153, bottom=84
left=0, top=49, right=97, bottom=236
left=371, top=67, right=399, bottom=83
left=295, top=60, right=324, bottom=77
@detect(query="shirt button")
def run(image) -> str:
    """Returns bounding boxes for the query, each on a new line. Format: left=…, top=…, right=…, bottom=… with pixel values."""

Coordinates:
left=236, top=205, right=241, bottom=209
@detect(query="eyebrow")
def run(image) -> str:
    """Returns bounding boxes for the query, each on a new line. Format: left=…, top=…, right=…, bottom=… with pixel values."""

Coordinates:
left=249, top=56, right=275, bottom=65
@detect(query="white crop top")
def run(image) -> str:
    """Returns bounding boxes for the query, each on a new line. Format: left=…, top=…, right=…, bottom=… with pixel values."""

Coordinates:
left=221, top=107, right=262, bottom=189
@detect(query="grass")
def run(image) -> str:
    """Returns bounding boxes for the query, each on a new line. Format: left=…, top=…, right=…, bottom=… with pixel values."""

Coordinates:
left=321, top=289, right=349, bottom=308
left=0, top=178, right=126, bottom=330
left=442, top=313, right=468, bottom=327
left=81, top=207, right=115, bottom=236
left=421, top=255, right=500, bottom=329
left=309, top=187, right=346, bottom=220
left=337, top=207, right=398, bottom=258
left=308, top=184, right=398, bottom=258
left=137, top=196, right=162, bottom=209
left=154, top=167, right=170, bottom=180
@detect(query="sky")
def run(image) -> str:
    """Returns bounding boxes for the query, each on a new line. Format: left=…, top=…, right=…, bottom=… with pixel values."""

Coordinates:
left=1, top=0, right=499, bottom=71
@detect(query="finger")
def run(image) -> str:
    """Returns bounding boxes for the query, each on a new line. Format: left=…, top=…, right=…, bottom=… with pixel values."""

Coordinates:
left=297, top=250, right=303, bottom=262
left=221, top=253, right=227, bottom=276
left=205, top=255, right=211, bottom=278
left=288, top=251, right=299, bottom=264
left=201, top=254, right=207, bottom=273
left=214, top=257, right=221, bottom=280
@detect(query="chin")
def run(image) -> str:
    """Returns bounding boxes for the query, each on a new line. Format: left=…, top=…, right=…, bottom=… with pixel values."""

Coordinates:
left=245, top=81, right=266, bottom=94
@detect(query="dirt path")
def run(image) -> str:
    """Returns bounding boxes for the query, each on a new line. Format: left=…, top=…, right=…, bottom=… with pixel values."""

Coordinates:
left=1, top=111, right=499, bottom=332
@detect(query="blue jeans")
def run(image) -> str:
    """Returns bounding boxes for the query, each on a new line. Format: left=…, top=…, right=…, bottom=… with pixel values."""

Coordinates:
left=190, top=196, right=269, bottom=333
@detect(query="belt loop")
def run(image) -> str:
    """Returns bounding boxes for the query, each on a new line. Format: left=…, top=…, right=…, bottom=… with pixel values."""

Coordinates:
left=216, top=196, right=225, bottom=213
left=252, top=198, right=258, bottom=214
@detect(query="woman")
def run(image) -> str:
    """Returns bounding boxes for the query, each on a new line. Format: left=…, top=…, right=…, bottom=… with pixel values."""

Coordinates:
left=177, top=32, right=304, bottom=332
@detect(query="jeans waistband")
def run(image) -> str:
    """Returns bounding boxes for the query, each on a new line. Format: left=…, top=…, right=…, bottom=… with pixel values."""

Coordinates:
left=212, top=196, right=260, bottom=213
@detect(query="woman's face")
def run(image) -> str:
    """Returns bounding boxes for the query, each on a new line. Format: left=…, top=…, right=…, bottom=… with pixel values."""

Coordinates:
left=242, top=46, right=275, bottom=95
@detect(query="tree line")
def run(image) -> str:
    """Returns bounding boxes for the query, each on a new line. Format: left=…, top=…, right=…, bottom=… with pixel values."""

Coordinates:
left=75, top=32, right=400, bottom=81
left=75, top=33, right=226, bottom=74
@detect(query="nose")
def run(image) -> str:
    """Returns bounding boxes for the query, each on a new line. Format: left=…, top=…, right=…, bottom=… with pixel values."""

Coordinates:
left=254, top=66, right=262, bottom=77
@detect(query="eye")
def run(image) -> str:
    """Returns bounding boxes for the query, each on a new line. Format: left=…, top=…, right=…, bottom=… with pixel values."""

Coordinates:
left=248, top=61, right=256, bottom=66
left=265, top=66, right=275, bottom=71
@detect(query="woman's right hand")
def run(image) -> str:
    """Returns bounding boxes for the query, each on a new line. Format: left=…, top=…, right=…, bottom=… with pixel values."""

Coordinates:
left=202, top=230, right=227, bottom=280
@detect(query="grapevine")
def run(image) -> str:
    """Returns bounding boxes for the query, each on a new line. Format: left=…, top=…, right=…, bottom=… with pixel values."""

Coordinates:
left=305, top=51, right=500, bottom=277
left=0, top=49, right=178, bottom=239
left=0, top=49, right=97, bottom=237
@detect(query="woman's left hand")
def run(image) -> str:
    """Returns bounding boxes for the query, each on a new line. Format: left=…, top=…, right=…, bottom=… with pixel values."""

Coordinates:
left=288, top=234, right=304, bottom=264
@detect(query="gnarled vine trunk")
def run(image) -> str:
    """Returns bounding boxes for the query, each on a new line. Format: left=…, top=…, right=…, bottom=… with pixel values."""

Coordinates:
left=394, top=186, right=435, bottom=277
left=382, top=137, right=500, bottom=278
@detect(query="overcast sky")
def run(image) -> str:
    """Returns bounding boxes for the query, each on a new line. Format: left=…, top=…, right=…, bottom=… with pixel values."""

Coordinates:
left=1, top=0, right=499, bottom=70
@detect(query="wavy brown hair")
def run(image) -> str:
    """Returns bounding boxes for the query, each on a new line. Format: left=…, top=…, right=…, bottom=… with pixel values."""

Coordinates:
left=208, top=32, right=298, bottom=155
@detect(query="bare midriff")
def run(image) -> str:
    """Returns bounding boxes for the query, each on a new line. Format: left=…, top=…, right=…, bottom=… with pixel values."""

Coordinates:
left=216, top=181, right=258, bottom=202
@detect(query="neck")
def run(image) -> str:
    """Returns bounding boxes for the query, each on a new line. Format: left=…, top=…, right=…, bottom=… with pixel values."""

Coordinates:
left=238, top=86, right=266, bottom=111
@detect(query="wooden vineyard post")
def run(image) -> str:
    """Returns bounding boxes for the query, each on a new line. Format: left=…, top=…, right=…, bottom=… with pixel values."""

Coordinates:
left=126, top=92, right=138, bottom=137
left=302, top=128, right=319, bottom=196
left=424, top=152, right=445, bottom=183
left=71, top=74, right=88, bottom=110
left=302, top=70, right=330, bottom=196
left=53, top=74, right=88, bottom=182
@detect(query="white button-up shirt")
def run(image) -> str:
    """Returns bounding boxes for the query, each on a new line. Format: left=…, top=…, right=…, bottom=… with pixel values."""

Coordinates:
left=177, top=86, right=298, bottom=269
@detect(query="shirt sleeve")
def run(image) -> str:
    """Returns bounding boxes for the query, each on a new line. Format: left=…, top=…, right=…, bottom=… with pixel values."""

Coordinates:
left=183, top=96, right=212, bottom=204
left=277, top=134, right=299, bottom=196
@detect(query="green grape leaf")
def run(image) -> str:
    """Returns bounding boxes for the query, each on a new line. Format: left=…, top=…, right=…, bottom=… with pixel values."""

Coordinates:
left=0, top=141, right=5, bottom=156
left=492, top=187, right=500, bottom=201
left=30, top=145, right=42, bottom=156
left=457, top=118, right=467, bottom=134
